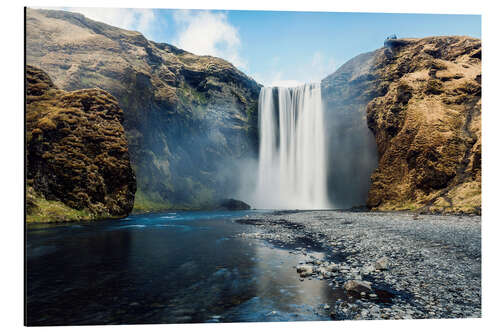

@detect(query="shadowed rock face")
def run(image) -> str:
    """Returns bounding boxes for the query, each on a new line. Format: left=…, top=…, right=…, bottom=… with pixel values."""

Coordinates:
left=26, top=8, right=260, bottom=211
left=321, top=52, right=380, bottom=208
left=217, top=198, right=251, bottom=211
left=324, top=36, right=481, bottom=214
left=26, top=65, right=136, bottom=221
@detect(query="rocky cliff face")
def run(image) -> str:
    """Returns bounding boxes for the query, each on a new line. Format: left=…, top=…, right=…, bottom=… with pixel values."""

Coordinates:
left=26, top=65, right=136, bottom=222
left=26, top=8, right=260, bottom=211
left=26, top=8, right=480, bottom=214
left=321, top=52, right=380, bottom=208
left=324, top=36, right=481, bottom=214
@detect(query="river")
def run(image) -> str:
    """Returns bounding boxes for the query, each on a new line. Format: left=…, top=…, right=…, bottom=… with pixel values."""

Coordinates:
left=26, top=210, right=340, bottom=325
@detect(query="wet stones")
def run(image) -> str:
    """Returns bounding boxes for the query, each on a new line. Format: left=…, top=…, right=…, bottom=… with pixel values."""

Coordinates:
left=235, top=210, right=481, bottom=320
left=375, top=257, right=390, bottom=271
left=326, top=263, right=340, bottom=272
left=296, top=264, right=314, bottom=277
left=344, top=280, right=373, bottom=294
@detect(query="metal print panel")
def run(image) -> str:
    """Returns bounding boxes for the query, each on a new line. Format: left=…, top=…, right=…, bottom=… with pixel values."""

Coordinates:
left=25, top=6, right=481, bottom=326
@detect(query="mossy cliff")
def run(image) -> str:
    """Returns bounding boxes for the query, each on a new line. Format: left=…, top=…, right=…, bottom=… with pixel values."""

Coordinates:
left=26, top=8, right=260, bottom=211
left=26, top=65, right=136, bottom=222
left=323, top=36, right=481, bottom=214
left=26, top=9, right=480, bottom=214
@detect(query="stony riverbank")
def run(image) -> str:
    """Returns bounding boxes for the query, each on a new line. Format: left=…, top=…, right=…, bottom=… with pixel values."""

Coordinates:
left=234, top=210, right=481, bottom=320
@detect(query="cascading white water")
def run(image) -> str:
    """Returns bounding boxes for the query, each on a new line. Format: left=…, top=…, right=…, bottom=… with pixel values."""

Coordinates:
left=254, top=83, right=330, bottom=209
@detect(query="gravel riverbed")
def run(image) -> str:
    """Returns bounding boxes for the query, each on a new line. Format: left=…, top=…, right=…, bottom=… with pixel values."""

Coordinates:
left=234, top=210, right=481, bottom=320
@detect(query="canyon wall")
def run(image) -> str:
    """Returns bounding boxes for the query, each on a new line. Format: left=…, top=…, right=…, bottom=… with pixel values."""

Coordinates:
left=26, top=65, right=136, bottom=222
left=26, top=8, right=260, bottom=211
left=323, top=36, right=481, bottom=214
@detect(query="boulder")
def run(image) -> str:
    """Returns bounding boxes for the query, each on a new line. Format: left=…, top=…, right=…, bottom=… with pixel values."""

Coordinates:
left=26, top=65, right=136, bottom=222
left=296, top=264, right=314, bottom=277
left=325, top=263, right=340, bottom=272
left=344, top=280, right=373, bottom=294
left=317, top=267, right=331, bottom=278
left=218, top=199, right=251, bottom=211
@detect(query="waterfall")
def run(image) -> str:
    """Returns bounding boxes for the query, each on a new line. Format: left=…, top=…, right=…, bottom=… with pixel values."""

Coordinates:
left=254, top=83, right=330, bottom=209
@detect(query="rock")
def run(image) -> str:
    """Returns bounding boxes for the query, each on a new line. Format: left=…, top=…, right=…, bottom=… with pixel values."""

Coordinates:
left=344, top=280, right=373, bottom=294
left=297, top=264, right=314, bottom=277
left=26, top=65, right=136, bottom=223
left=364, top=37, right=481, bottom=214
left=317, top=267, right=331, bottom=278
left=217, top=199, right=251, bottom=211
left=26, top=8, right=261, bottom=212
left=322, top=36, right=481, bottom=214
left=362, top=265, right=375, bottom=274
left=326, top=263, right=340, bottom=272
left=375, top=257, right=390, bottom=270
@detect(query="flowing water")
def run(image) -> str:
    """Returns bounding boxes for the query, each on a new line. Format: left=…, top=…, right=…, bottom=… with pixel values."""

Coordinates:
left=255, top=84, right=330, bottom=209
left=26, top=211, right=341, bottom=326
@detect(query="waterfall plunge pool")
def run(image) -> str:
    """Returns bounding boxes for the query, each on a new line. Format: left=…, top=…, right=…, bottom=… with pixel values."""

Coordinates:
left=26, top=210, right=344, bottom=325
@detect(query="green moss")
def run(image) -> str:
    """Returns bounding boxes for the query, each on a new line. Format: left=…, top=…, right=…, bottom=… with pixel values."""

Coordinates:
left=400, top=203, right=419, bottom=211
left=79, top=72, right=107, bottom=89
left=380, top=201, right=424, bottom=212
left=26, top=189, right=95, bottom=223
left=187, top=183, right=215, bottom=208
left=176, top=83, right=209, bottom=118
left=132, top=189, right=173, bottom=212
left=132, top=180, right=218, bottom=213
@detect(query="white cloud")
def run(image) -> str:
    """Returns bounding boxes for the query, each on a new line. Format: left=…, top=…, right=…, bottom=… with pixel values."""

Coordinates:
left=310, top=51, right=336, bottom=80
left=45, top=7, right=157, bottom=39
left=253, top=51, right=337, bottom=87
left=256, top=72, right=304, bottom=88
left=172, top=10, right=247, bottom=69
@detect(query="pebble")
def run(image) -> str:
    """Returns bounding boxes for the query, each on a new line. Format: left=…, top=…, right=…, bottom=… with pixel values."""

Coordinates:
left=236, top=210, right=481, bottom=320
left=375, top=257, right=390, bottom=270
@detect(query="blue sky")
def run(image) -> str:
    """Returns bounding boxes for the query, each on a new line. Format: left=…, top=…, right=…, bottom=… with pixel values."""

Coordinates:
left=55, top=8, right=481, bottom=86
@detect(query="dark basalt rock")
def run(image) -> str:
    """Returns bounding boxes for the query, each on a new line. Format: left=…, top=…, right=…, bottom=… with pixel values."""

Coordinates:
left=218, top=199, right=251, bottom=211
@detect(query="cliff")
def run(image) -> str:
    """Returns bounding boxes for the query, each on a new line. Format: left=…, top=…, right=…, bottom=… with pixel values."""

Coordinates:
left=26, top=8, right=481, bottom=214
left=26, top=8, right=260, bottom=211
left=26, top=65, right=136, bottom=222
left=323, top=36, right=481, bottom=214
left=321, top=52, right=379, bottom=208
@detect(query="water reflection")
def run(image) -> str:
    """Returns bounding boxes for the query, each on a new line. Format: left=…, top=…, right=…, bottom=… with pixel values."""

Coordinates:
left=26, top=211, right=338, bottom=326
left=229, top=245, right=333, bottom=322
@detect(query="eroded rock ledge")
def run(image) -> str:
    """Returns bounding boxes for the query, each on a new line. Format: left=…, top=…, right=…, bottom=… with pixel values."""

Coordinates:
left=367, top=37, right=481, bottom=214
left=26, top=65, right=136, bottom=222
left=26, top=8, right=261, bottom=211
left=324, top=36, right=481, bottom=214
